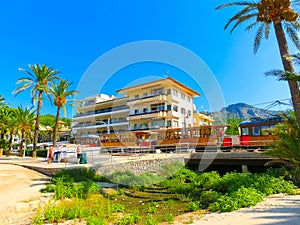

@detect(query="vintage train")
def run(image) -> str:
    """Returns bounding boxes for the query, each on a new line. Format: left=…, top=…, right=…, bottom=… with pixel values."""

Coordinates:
left=74, top=115, right=283, bottom=152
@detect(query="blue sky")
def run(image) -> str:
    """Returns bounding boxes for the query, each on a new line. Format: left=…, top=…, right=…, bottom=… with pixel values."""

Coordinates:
left=0, top=0, right=294, bottom=118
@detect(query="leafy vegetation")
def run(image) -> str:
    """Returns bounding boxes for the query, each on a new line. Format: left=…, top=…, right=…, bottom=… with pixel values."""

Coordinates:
left=34, top=164, right=297, bottom=224
left=225, top=116, right=243, bottom=135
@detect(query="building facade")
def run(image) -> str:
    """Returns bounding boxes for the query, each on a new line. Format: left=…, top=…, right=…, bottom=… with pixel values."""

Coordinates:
left=72, top=77, right=212, bottom=140
left=72, top=94, right=129, bottom=139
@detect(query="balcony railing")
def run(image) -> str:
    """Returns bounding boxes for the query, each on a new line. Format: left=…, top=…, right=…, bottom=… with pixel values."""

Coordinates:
left=127, top=92, right=167, bottom=102
left=72, top=120, right=128, bottom=128
left=73, top=106, right=129, bottom=118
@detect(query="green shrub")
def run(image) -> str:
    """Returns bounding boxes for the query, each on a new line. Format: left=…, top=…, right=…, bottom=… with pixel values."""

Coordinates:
left=209, top=187, right=264, bottom=212
left=200, top=190, right=220, bottom=208
left=194, top=171, right=221, bottom=189
left=111, top=203, right=125, bottom=213
left=118, top=210, right=140, bottom=225
left=87, top=216, right=106, bottom=225
left=188, top=201, right=201, bottom=211
left=144, top=213, right=158, bottom=225
left=212, top=172, right=253, bottom=194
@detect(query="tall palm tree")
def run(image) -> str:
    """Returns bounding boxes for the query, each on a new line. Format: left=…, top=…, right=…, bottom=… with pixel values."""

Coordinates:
left=49, top=79, right=78, bottom=147
left=217, top=0, right=300, bottom=125
left=0, top=106, right=11, bottom=139
left=14, top=106, right=36, bottom=157
left=4, top=107, right=18, bottom=152
left=13, top=64, right=61, bottom=157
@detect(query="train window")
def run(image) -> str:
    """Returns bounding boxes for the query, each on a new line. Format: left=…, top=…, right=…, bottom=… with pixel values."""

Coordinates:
left=252, top=126, right=260, bottom=136
left=241, top=127, right=249, bottom=136
left=261, top=125, right=270, bottom=135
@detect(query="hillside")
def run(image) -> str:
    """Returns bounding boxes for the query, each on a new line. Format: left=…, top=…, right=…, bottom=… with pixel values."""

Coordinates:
left=208, top=103, right=280, bottom=123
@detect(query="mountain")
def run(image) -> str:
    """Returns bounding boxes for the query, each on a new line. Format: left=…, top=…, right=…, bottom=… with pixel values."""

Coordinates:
left=208, top=103, right=280, bottom=123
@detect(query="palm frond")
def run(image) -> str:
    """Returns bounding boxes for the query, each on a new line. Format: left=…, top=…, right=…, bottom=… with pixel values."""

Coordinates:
left=254, top=24, right=265, bottom=54
left=13, top=83, right=33, bottom=96
left=265, top=69, right=300, bottom=82
left=230, top=13, right=258, bottom=33
left=287, top=53, right=300, bottom=66
left=284, top=22, right=300, bottom=50
left=224, top=6, right=257, bottom=30
left=245, top=21, right=259, bottom=31
left=216, top=1, right=258, bottom=10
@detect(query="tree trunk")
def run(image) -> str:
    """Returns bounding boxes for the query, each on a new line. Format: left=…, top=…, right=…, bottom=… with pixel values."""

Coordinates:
left=33, top=91, right=43, bottom=157
left=273, top=19, right=300, bottom=125
left=19, top=131, right=24, bottom=157
left=52, top=106, right=60, bottom=147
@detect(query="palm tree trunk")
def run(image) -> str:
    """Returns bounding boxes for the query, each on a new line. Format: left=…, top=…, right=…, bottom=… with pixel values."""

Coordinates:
left=52, top=106, right=60, bottom=147
left=19, top=132, right=24, bottom=157
left=33, top=91, right=43, bottom=157
left=273, top=19, right=300, bottom=125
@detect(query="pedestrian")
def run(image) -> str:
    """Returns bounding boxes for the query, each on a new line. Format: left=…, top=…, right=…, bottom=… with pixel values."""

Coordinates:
left=76, top=144, right=82, bottom=164
left=48, top=146, right=53, bottom=164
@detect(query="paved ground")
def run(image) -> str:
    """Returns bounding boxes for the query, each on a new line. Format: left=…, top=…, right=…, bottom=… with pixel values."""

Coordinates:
left=0, top=163, right=51, bottom=225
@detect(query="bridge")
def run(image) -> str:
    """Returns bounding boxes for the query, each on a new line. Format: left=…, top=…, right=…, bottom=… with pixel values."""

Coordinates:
left=185, top=151, right=278, bottom=172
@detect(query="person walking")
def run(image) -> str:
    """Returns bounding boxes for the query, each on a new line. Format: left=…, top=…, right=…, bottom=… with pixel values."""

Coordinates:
left=48, top=146, right=53, bottom=164
left=76, top=144, right=82, bottom=164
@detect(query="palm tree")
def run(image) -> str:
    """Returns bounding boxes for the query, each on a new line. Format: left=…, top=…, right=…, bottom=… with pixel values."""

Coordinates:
left=14, top=106, right=36, bottom=157
left=0, top=106, right=11, bottom=139
left=217, top=0, right=300, bottom=125
left=49, top=79, right=78, bottom=147
left=13, top=64, right=61, bottom=157
left=5, top=107, right=18, bottom=152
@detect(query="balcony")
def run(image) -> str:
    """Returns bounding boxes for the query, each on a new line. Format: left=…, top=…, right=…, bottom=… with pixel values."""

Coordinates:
left=72, top=121, right=128, bottom=130
left=128, top=110, right=167, bottom=120
left=127, top=93, right=167, bottom=104
left=73, top=107, right=129, bottom=120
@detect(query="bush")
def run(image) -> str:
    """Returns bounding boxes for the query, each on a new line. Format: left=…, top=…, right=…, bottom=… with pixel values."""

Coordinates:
left=26, top=149, right=48, bottom=157
left=209, top=187, right=264, bottom=212
left=194, top=171, right=221, bottom=189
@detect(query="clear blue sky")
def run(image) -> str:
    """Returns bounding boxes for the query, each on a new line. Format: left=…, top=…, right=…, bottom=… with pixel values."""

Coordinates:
left=0, top=0, right=294, bottom=118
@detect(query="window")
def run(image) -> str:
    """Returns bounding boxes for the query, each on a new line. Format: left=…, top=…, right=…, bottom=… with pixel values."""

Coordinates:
left=143, top=93, right=148, bottom=97
left=241, top=127, right=249, bottom=136
left=181, top=108, right=186, bottom=114
left=167, top=120, right=172, bottom=127
left=151, top=88, right=164, bottom=95
left=174, top=121, right=178, bottom=128
left=252, top=126, right=260, bottom=136
left=181, top=93, right=185, bottom=100
left=134, top=94, right=139, bottom=99
left=173, top=89, right=178, bottom=96
left=167, top=104, right=171, bottom=111
left=261, top=125, right=269, bottom=135
left=173, top=105, right=178, bottom=112
left=134, top=109, right=139, bottom=114
left=167, top=89, right=171, bottom=95
left=187, top=110, right=191, bottom=116
left=187, top=96, right=191, bottom=102
left=143, top=108, right=148, bottom=113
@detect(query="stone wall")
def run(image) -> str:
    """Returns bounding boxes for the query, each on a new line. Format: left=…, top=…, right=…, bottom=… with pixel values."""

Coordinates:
left=92, top=156, right=185, bottom=175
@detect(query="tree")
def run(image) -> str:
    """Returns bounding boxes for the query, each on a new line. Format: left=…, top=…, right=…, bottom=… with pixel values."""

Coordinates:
left=225, top=116, right=243, bottom=135
left=13, top=64, right=61, bottom=157
left=14, top=106, right=36, bottom=157
left=217, top=0, right=300, bottom=125
left=0, top=106, right=10, bottom=139
left=265, top=111, right=300, bottom=165
left=49, top=79, right=78, bottom=146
